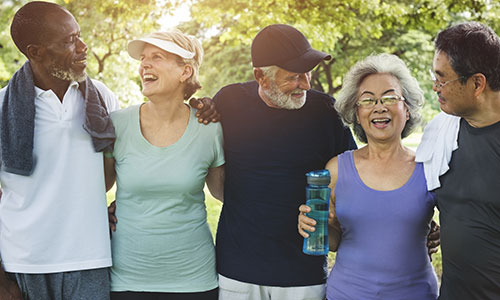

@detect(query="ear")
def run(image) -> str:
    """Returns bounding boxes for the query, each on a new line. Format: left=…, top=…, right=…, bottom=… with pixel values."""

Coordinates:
left=26, top=44, right=44, bottom=62
left=180, top=64, right=193, bottom=83
left=355, top=110, right=361, bottom=124
left=472, top=73, right=487, bottom=97
left=254, top=68, right=270, bottom=89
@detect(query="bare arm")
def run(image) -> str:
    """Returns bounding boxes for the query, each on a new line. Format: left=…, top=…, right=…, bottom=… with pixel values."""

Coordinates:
left=104, top=155, right=116, bottom=192
left=0, top=268, right=23, bottom=300
left=325, top=156, right=342, bottom=251
left=298, top=156, right=342, bottom=252
left=206, top=165, right=225, bottom=202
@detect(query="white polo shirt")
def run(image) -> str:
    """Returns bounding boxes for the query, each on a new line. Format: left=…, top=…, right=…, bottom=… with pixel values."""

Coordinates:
left=0, top=79, right=120, bottom=273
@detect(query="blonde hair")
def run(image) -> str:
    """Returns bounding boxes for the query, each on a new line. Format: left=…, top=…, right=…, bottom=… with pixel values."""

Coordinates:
left=147, top=30, right=204, bottom=99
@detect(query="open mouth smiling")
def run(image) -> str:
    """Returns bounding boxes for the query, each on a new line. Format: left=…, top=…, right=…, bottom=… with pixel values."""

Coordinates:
left=142, top=74, right=158, bottom=83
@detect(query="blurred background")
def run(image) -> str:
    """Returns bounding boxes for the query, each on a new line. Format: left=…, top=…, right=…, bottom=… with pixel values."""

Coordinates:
left=3, top=0, right=499, bottom=283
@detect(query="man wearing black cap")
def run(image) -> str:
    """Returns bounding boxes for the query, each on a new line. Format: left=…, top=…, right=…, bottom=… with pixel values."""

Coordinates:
left=213, top=24, right=356, bottom=300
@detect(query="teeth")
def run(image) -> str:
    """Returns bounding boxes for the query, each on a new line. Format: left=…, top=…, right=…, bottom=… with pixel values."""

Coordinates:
left=372, top=118, right=390, bottom=123
left=143, top=74, right=158, bottom=81
left=74, top=59, right=86, bottom=64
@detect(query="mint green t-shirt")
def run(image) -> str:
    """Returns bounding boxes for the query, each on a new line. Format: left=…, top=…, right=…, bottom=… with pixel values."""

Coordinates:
left=109, top=104, right=224, bottom=292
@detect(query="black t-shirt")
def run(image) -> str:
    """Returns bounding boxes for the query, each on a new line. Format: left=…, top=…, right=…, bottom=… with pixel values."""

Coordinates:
left=214, top=81, right=356, bottom=286
left=436, top=118, right=500, bottom=300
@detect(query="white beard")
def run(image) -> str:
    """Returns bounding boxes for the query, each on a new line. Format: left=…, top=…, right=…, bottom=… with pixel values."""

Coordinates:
left=50, top=64, right=87, bottom=82
left=262, top=81, right=306, bottom=110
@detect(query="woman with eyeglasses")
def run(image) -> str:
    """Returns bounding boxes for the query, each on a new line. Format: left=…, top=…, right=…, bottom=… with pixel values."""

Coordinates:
left=298, top=54, right=438, bottom=299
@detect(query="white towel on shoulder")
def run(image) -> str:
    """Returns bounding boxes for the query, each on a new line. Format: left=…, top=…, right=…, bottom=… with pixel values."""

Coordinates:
left=415, top=112, right=461, bottom=191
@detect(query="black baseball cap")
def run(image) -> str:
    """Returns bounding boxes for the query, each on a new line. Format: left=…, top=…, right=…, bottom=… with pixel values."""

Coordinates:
left=251, top=24, right=331, bottom=73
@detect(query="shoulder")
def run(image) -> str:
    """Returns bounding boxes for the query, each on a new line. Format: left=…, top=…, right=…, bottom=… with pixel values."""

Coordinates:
left=326, top=155, right=339, bottom=188
left=111, top=104, right=139, bottom=123
left=214, top=81, right=257, bottom=102
left=0, top=85, right=6, bottom=98
left=0, top=86, right=6, bottom=111
left=90, top=78, right=112, bottom=94
left=326, top=155, right=339, bottom=173
left=306, top=89, right=336, bottom=107
left=305, top=89, right=340, bottom=117
left=0, top=86, right=5, bottom=116
left=190, top=107, right=223, bottom=134
left=90, top=78, right=120, bottom=112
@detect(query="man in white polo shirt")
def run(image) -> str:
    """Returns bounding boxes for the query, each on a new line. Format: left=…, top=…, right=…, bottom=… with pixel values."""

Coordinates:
left=0, top=2, right=119, bottom=299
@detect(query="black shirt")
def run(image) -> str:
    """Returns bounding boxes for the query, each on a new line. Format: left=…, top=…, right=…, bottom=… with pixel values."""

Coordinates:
left=214, top=81, right=356, bottom=286
left=436, top=118, right=500, bottom=300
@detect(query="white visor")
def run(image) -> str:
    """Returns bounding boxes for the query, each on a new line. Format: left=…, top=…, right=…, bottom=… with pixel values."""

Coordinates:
left=128, top=37, right=195, bottom=60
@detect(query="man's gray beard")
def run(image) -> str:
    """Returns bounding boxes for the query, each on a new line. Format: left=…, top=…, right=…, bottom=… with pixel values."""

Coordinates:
left=262, top=81, right=306, bottom=110
left=50, top=65, right=87, bottom=82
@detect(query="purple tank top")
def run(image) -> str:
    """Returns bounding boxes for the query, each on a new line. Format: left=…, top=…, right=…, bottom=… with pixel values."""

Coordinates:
left=326, top=150, right=438, bottom=300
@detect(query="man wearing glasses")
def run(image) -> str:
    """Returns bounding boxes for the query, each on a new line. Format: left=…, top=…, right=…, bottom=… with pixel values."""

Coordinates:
left=420, top=22, right=500, bottom=300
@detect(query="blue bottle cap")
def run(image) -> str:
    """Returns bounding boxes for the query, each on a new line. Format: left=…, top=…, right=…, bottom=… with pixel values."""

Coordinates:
left=306, top=169, right=331, bottom=185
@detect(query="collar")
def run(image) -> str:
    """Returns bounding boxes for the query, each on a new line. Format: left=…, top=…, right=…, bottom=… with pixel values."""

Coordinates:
left=34, top=81, right=79, bottom=98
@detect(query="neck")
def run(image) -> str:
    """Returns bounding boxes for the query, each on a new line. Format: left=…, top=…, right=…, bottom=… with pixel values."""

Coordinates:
left=30, top=62, right=71, bottom=101
left=463, top=90, right=500, bottom=128
left=362, top=138, right=412, bottom=161
left=142, top=97, right=188, bottom=124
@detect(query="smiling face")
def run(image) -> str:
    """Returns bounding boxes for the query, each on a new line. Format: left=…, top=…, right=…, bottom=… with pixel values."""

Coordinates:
left=138, top=44, right=188, bottom=100
left=260, top=67, right=311, bottom=110
left=356, top=73, right=409, bottom=144
left=40, top=9, right=88, bottom=82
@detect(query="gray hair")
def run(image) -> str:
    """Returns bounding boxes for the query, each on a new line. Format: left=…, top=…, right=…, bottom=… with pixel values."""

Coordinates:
left=256, top=65, right=279, bottom=80
left=335, top=53, right=423, bottom=143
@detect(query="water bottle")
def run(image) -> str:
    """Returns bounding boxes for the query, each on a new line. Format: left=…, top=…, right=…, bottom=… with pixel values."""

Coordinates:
left=303, top=169, right=331, bottom=255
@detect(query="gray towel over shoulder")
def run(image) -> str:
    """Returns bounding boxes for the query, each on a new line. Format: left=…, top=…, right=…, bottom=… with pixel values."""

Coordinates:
left=1, top=61, right=115, bottom=176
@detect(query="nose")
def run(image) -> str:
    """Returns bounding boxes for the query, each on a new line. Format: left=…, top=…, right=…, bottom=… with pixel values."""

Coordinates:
left=373, top=100, right=388, bottom=112
left=139, top=59, right=152, bottom=76
left=432, top=82, right=440, bottom=92
left=76, top=36, right=87, bottom=53
left=298, top=72, right=311, bottom=90
left=140, top=58, right=151, bottom=70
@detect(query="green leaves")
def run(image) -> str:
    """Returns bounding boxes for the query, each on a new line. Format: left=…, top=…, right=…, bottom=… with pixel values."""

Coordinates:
left=1, top=0, right=499, bottom=124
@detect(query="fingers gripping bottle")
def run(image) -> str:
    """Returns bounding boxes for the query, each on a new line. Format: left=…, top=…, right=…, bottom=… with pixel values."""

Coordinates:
left=303, top=169, right=331, bottom=255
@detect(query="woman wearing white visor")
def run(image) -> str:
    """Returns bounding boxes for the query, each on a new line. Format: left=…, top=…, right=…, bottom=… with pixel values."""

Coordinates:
left=105, top=31, right=224, bottom=300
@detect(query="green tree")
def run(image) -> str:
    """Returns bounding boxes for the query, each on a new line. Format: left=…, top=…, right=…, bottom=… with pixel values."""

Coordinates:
left=187, top=0, right=498, bottom=124
left=0, top=0, right=26, bottom=87
left=0, top=0, right=183, bottom=105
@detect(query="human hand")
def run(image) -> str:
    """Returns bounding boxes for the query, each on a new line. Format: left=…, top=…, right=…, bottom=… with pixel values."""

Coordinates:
left=108, top=201, right=117, bottom=236
left=0, top=275, right=23, bottom=300
left=427, top=220, right=440, bottom=261
left=298, top=204, right=317, bottom=238
left=189, top=97, right=220, bottom=124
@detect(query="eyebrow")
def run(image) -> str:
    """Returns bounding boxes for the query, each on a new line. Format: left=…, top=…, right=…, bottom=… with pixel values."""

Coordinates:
left=434, top=70, right=444, bottom=77
left=140, top=51, right=167, bottom=58
left=359, top=88, right=396, bottom=97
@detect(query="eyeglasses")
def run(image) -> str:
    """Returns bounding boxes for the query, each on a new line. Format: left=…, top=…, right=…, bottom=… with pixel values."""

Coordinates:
left=357, top=94, right=405, bottom=108
left=429, top=69, right=467, bottom=89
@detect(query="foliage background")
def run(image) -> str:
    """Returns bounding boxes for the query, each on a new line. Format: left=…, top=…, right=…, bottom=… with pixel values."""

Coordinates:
left=3, top=0, right=500, bottom=284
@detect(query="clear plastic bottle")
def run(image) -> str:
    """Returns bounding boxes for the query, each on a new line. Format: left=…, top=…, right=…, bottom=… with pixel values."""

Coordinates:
left=302, top=169, right=331, bottom=255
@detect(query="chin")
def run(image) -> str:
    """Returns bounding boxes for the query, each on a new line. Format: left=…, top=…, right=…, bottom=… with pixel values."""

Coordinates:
left=439, top=103, right=456, bottom=116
